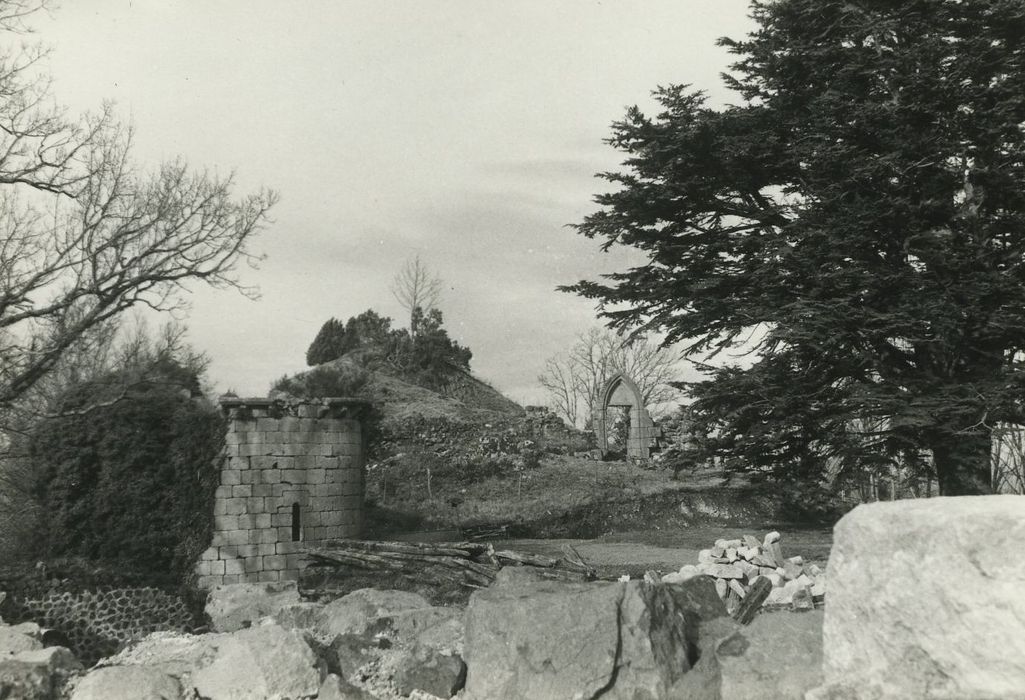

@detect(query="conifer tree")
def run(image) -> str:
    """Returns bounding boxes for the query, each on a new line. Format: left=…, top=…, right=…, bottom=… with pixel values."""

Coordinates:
left=566, top=0, right=1025, bottom=495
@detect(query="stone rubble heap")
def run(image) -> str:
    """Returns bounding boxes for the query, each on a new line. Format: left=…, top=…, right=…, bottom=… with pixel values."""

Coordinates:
left=661, top=531, right=827, bottom=613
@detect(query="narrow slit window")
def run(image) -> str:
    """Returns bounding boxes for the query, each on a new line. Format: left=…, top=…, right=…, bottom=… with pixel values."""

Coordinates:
left=291, top=503, right=301, bottom=542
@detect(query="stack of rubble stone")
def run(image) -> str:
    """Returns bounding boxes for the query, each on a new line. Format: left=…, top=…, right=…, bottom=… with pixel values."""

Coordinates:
left=661, top=531, right=826, bottom=613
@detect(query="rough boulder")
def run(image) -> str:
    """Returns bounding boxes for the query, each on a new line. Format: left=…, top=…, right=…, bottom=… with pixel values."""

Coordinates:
left=812, top=495, right=1025, bottom=699
left=463, top=578, right=720, bottom=699
left=204, top=581, right=302, bottom=633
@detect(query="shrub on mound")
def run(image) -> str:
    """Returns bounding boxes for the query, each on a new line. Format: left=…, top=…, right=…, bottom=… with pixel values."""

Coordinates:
left=29, top=362, right=224, bottom=579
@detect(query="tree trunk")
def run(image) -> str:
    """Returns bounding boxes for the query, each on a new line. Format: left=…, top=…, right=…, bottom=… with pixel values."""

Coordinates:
left=933, top=431, right=993, bottom=496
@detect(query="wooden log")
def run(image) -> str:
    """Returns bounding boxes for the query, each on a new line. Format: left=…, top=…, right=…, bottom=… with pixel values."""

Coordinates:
left=321, top=539, right=475, bottom=558
left=306, top=549, right=406, bottom=571
left=732, top=576, right=773, bottom=625
left=493, top=550, right=558, bottom=568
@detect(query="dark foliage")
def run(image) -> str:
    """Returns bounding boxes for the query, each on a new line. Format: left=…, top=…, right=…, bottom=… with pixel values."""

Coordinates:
left=272, top=363, right=372, bottom=399
left=305, top=310, right=395, bottom=366
left=304, top=307, right=472, bottom=391
left=29, top=362, right=224, bottom=578
left=566, top=0, right=1025, bottom=495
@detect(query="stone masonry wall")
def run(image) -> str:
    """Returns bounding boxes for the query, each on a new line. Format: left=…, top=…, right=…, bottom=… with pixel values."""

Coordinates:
left=195, top=397, right=369, bottom=589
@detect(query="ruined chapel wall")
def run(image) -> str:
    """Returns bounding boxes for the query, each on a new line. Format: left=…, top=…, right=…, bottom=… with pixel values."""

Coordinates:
left=194, top=398, right=368, bottom=589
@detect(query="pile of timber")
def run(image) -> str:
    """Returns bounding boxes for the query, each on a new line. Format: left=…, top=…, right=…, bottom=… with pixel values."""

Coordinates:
left=306, top=539, right=596, bottom=588
left=660, top=531, right=827, bottom=616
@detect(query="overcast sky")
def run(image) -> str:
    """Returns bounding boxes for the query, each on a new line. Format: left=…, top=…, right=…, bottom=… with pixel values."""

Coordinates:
left=35, top=1, right=754, bottom=404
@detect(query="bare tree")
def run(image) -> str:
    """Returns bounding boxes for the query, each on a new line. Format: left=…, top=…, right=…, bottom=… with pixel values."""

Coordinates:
left=390, top=255, right=441, bottom=333
left=539, top=328, right=682, bottom=428
left=0, top=1, right=277, bottom=422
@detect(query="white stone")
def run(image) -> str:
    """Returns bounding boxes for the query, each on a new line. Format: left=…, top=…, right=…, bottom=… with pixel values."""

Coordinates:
left=764, top=586, right=792, bottom=606
left=71, top=665, right=182, bottom=700
left=763, top=531, right=781, bottom=545
left=697, top=549, right=714, bottom=564
left=204, top=581, right=301, bottom=633
left=191, top=623, right=323, bottom=700
left=816, top=496, right=1025, bottom=699
left=0, top=628, right=41, bottom=656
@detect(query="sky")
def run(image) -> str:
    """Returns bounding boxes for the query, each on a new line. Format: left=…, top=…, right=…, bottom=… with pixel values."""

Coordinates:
left=34, top=1, right=755, bottom=405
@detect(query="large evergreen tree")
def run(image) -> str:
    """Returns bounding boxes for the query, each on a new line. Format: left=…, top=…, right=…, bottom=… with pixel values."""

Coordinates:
left=566, top=1, right=1025, bottom=495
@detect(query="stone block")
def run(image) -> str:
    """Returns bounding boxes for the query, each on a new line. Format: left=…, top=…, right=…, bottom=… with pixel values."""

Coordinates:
left=262, top=469, right=282, bottom=484
left=294, top=455, right=318, bottom=469
left=247, top=496, right=266, bottom=512
left=281, top=469, right=306, bottom=484
left=222, top=574, right=241, bottom=584
left=218, top=545, right=239, bottom=559
left=245, top=556, right=262, bottom=573
left=225, top=498, right=247, bottom=516
left=222, top=530, right=248, bottom=547
left=209, top=560, right=226, bottom=575
left=254, top=513, right=272, bottom=528
left=216, top=514, right=240, bottom=530
left=307, top=468, right=326, bottom=484
left=252, top=484, right=273, bottom=498
left=280, top=417, right=301, bottom=432
left=261, top=528, right=281, bottom=544
left=235, top=544, right=259, bottom=557
left=224, top=558, right=245, bottom=575
left=240, top=470, right=259, bottom=485
left=258, top=571, right=281, bottom=582
left=242, top=572, right=261, bottom=584
left=812, top=496, right=1025, bottom=699
left=238, top=514, right=258, bottom=530
left=264, top=555, right=286, bottom=571
left=250, top=456, right=278, bottom=470
left=256, top=417, right=281, bottom=432
left=321, top=483, right=343, bottom=496
left=222, top=469, right=242, bottom=486
left=280, top=569, right=300, bottom=582
left=276, top=541, right=302, bottom=555
left=232, top=484, right=253, bottom=498
left=304, top=511, right=322, bottom=527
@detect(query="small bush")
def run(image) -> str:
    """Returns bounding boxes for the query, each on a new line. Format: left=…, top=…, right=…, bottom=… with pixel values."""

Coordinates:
left=271, top=363, right=371, bottom=398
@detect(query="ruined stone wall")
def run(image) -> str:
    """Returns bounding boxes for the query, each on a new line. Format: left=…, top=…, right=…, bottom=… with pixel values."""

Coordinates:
left=195, top=397, right=369, bottom=588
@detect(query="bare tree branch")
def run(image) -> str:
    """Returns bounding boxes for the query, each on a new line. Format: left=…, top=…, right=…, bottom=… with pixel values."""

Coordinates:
left=539, top=328, right=682, bottom=428
left=390, top=255, right=441, bottom=333
left=0, top=1, right=278, bottom=418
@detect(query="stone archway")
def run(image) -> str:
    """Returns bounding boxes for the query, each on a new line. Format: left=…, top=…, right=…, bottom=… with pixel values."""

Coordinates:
left=593, top=373, right=658, bottom=459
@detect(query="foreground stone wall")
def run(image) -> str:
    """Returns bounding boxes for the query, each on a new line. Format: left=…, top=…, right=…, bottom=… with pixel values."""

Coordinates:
left=195, top=397, right=370, bottom=588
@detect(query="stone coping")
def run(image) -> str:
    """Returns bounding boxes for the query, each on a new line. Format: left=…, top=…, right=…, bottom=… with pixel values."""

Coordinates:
left=218, top=396, right=372, bottom=419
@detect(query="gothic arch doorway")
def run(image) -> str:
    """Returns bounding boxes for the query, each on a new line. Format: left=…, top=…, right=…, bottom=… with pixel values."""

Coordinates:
left=593, top=373, right=658, bottom=459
